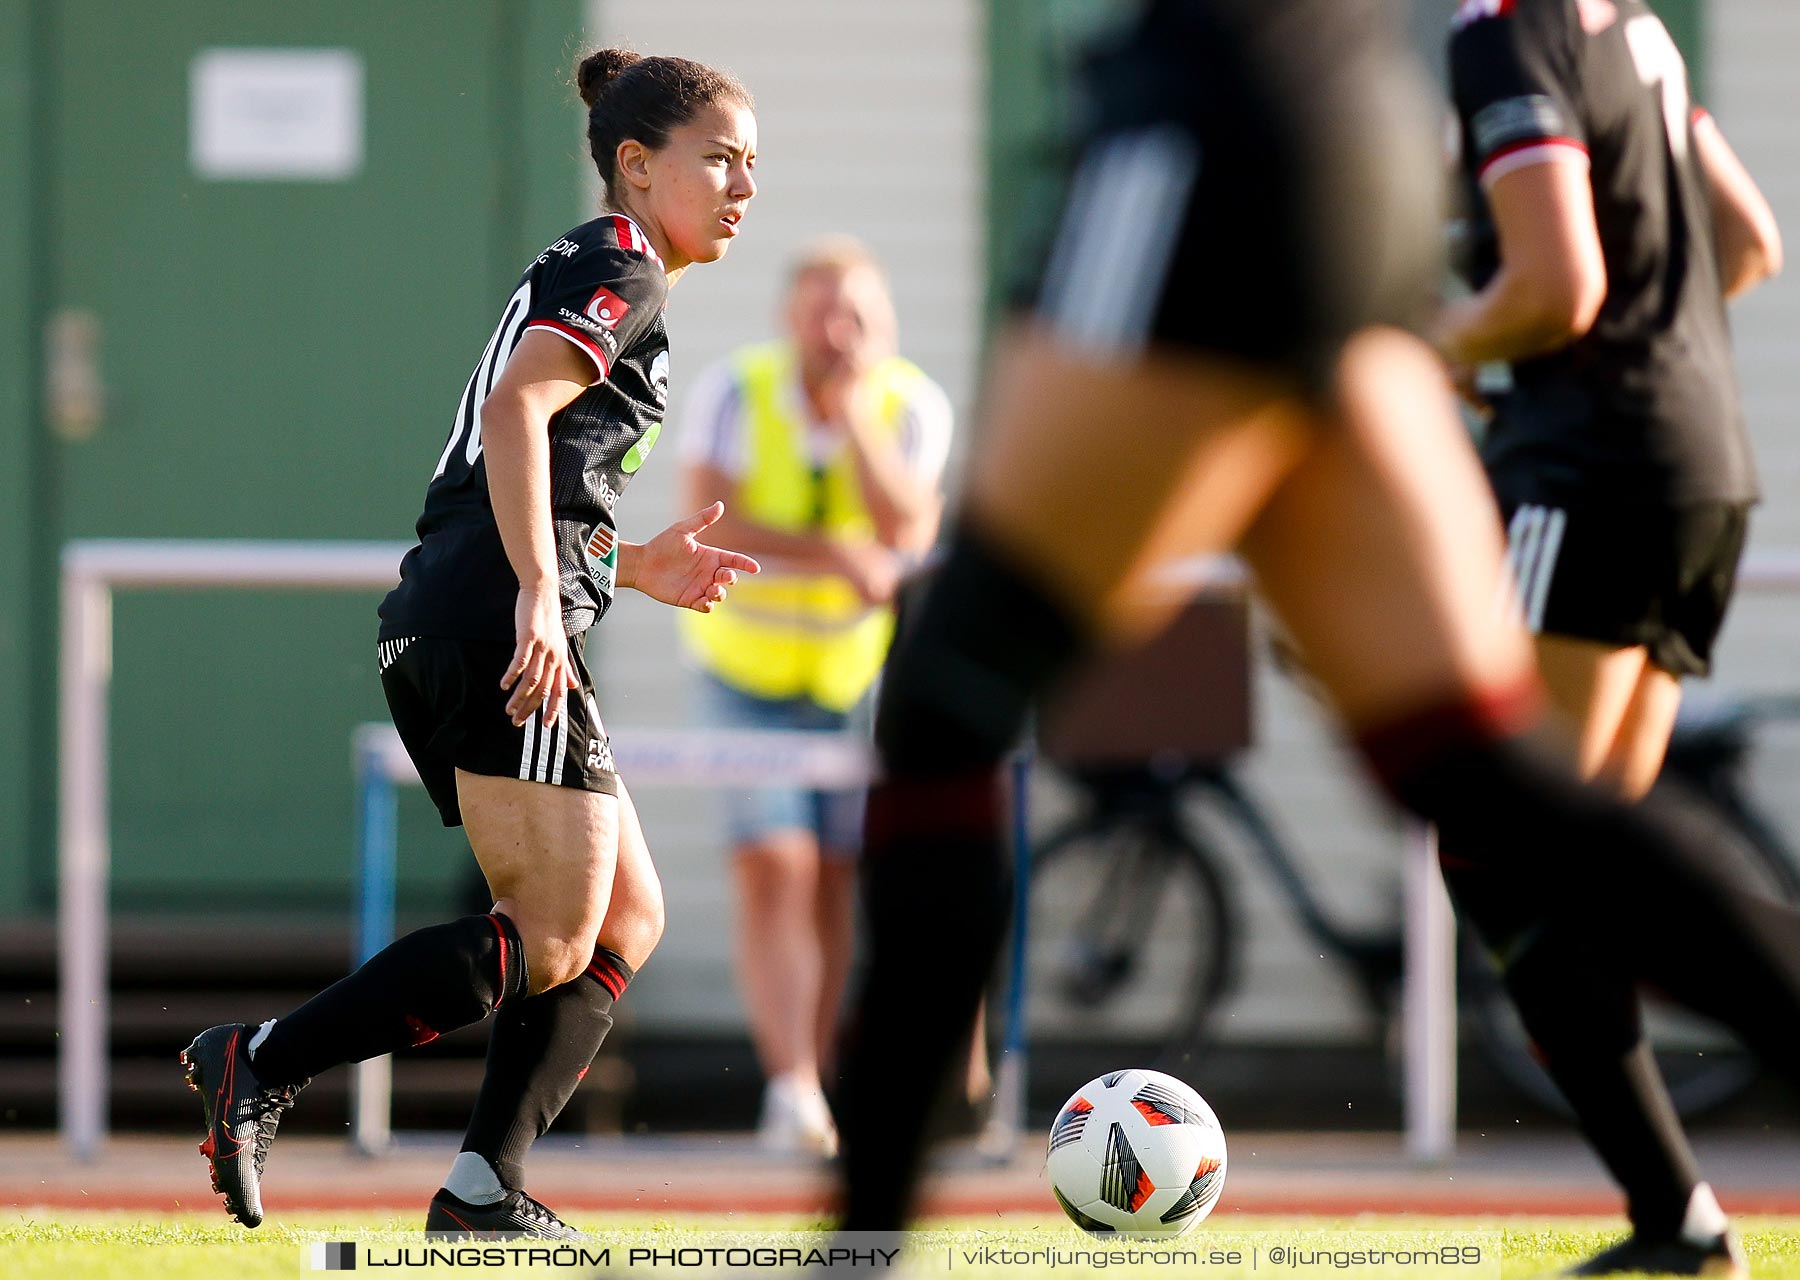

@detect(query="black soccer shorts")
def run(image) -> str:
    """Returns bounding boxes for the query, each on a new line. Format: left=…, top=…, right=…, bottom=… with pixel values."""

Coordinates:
left=1027, top=0, right=1444, bottom=391
left=1496, top=497, right=1750, bottom=678
left=378, top=634, right=619, bottom=827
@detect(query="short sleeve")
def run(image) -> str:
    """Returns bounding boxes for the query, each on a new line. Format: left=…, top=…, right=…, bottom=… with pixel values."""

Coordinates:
left=1450, top=7, right=1589, bottom=190
left=524, top=243, right=668, bottom=382
left=676, top=357, right=746, bottom=476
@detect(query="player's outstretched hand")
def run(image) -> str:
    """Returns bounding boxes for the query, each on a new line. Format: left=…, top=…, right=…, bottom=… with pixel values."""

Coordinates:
left=627, top=501, right=761, bottom=613
left=503, top=580, right=578, bottom=728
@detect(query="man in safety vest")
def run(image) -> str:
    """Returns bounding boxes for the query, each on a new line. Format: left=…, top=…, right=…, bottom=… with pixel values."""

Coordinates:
left=679, top=238, right=955, bottom=1156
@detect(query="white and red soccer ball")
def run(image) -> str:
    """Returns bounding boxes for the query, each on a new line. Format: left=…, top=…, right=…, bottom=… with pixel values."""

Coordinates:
left=1046, top=1068, right=1227, bottom=1237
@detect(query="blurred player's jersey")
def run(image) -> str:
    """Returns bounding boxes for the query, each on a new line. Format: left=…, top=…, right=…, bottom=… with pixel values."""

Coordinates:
left=1451, top=0, right=1755, bottom=505
left=1032, top=0, right=1443, bottom=388
left=381, top=214, right=670, bottom=641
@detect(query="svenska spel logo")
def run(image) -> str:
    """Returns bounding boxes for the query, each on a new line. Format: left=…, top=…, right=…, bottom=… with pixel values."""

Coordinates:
left=585, top=284, right=631, bottom=329
left=307, top=1240, right=357, bottom=1270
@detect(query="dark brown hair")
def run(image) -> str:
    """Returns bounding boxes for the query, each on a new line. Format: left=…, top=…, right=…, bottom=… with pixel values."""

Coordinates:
left=575, top=48, right=753, bottom=202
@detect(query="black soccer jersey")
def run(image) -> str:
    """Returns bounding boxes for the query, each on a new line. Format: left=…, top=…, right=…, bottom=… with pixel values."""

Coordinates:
left=379, top=213, right=671, bottom=642
left=1449, top=0, right=1754, bottom=505
left=1030, top=0, right=1441, bottom=385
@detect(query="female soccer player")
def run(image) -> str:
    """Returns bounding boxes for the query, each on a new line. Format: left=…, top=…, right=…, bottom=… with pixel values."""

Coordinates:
left=1437, top=1, right=1782, bottom=1269
left=180, top=48, right=760, bottom=1238
left=833, top=1, right=1800, bottom=1271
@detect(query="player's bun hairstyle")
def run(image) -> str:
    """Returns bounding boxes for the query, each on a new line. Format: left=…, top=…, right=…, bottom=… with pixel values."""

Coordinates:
left=576, top=48, right=753, bottom=203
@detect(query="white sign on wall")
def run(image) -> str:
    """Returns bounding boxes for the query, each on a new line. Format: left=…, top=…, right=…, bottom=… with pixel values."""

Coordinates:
left=190, top=48, right=364, bottom=181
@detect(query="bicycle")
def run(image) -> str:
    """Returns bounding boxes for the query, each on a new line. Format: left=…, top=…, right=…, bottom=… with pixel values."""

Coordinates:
left=1024, top=690, right=1800, bottom=1118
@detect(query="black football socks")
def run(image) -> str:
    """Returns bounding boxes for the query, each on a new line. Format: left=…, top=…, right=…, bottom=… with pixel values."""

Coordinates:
left=1499, top=927, right=1703, bottom=1239
left=248, top=912, right=527, bottom=1087
left=460, top=946, right=635, bottom=1192
left=1368, top=718, right=1800, bottom=1088
left=839, top=528, right=1086, bottom=1230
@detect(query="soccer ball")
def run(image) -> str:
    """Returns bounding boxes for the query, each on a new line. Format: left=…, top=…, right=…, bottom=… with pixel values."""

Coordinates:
left=1046, top=1068, right=1227, bottom=1237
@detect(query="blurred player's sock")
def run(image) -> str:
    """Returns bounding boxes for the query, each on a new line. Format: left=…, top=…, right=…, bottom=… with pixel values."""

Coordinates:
left=248, top=912, right=527, bottom=1087
left=1499, top=936, right=1704, bottom=1240
left=840, top=770, right=1010, bottom=1229
left=459, top=945, right=634, bottom=1192
left=839, top=527, right=1086, bottom=1229
left=1360, top=698, right=1800, bottom=1093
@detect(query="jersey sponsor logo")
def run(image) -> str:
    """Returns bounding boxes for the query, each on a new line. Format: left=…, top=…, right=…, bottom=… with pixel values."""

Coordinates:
left=584, top=285, right=632, bottom=329
left=535, top=237, right=580, bottom=265
left=1452, top=0, right=1514, bottom=30
left=620, top=421, right=662, bottom=476
left=1472, top=95, right=1573, bottom=158
left=584, top=523, right=619, bottom=598
left=556, top=306, right=621, bottom=351
left=596, top=476, right=620, bottom=513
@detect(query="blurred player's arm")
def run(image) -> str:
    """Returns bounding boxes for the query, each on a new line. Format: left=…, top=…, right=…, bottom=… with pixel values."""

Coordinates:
left=1433, top=157, right=1607, bottom=366
left=1692, top=109, right=1783, bottom=299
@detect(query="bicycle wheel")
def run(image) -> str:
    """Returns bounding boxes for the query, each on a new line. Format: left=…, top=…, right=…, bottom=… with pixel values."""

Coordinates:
left=1466, top=777, right=1798, bottom=1118
left=1024, top=813, right=1233, bottom=1080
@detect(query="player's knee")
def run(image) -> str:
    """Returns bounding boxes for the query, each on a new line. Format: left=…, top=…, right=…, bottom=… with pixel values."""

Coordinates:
left=603, top=896, right=665, bottom=970
left=516, top=916, right=607, bottom=993
left=527, top=940, right=589, bottom=993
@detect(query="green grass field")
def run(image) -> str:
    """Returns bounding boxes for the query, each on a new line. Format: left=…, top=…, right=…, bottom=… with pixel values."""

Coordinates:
left=5, top=1213, right=1799, bottom=1280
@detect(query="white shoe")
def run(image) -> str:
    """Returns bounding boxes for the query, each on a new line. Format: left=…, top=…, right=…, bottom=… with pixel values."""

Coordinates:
left=757, top=1075, right=839, bottom=1158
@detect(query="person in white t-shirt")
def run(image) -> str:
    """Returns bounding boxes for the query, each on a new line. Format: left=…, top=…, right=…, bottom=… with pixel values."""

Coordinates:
left=679, top=237, right=961, bottom=1155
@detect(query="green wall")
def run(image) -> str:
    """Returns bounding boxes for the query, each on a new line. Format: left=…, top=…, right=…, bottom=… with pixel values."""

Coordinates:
left=1655, top=0, right=1706, bottom=98
left=0, top=0, right=39, bottom=912
left=7, top=1, right=585, bottom=918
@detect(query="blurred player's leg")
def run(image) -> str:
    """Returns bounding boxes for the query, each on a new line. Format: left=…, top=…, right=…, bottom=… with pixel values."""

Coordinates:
left=1535, top=637, right=1682, bottom=798
left=1243, top=332, right=1724, bottom=1253
left=839, top=338, right=1315, bottom=1230
left=1520, top=640, right=1701, bottom=1243
left=1245, top=327, right=1800, bottom=1132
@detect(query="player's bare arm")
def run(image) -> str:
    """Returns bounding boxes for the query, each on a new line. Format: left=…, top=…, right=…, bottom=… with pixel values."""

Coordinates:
left=616, top=499, right=760, bottom=613
left=1434, top=158, right=1607, bottom=365
left=480, top=329, right=595, bottom=728
left=1692, top=110, right=1783, bottom=299
left=681, top=461, right=902, bottom=604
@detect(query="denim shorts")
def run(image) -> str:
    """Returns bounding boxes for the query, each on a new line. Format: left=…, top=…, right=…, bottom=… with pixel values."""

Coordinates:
left=692, top=671, right=871, bottom=857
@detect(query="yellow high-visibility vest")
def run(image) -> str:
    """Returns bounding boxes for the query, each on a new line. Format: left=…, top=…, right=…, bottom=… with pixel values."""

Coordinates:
left=682, top=341, right=928, bottom=712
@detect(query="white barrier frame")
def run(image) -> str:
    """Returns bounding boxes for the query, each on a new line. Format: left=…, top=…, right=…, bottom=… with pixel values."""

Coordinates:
left=59, top=540, right=414, bottom=1161
left=59, top=538, right=1800, bottom=1163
